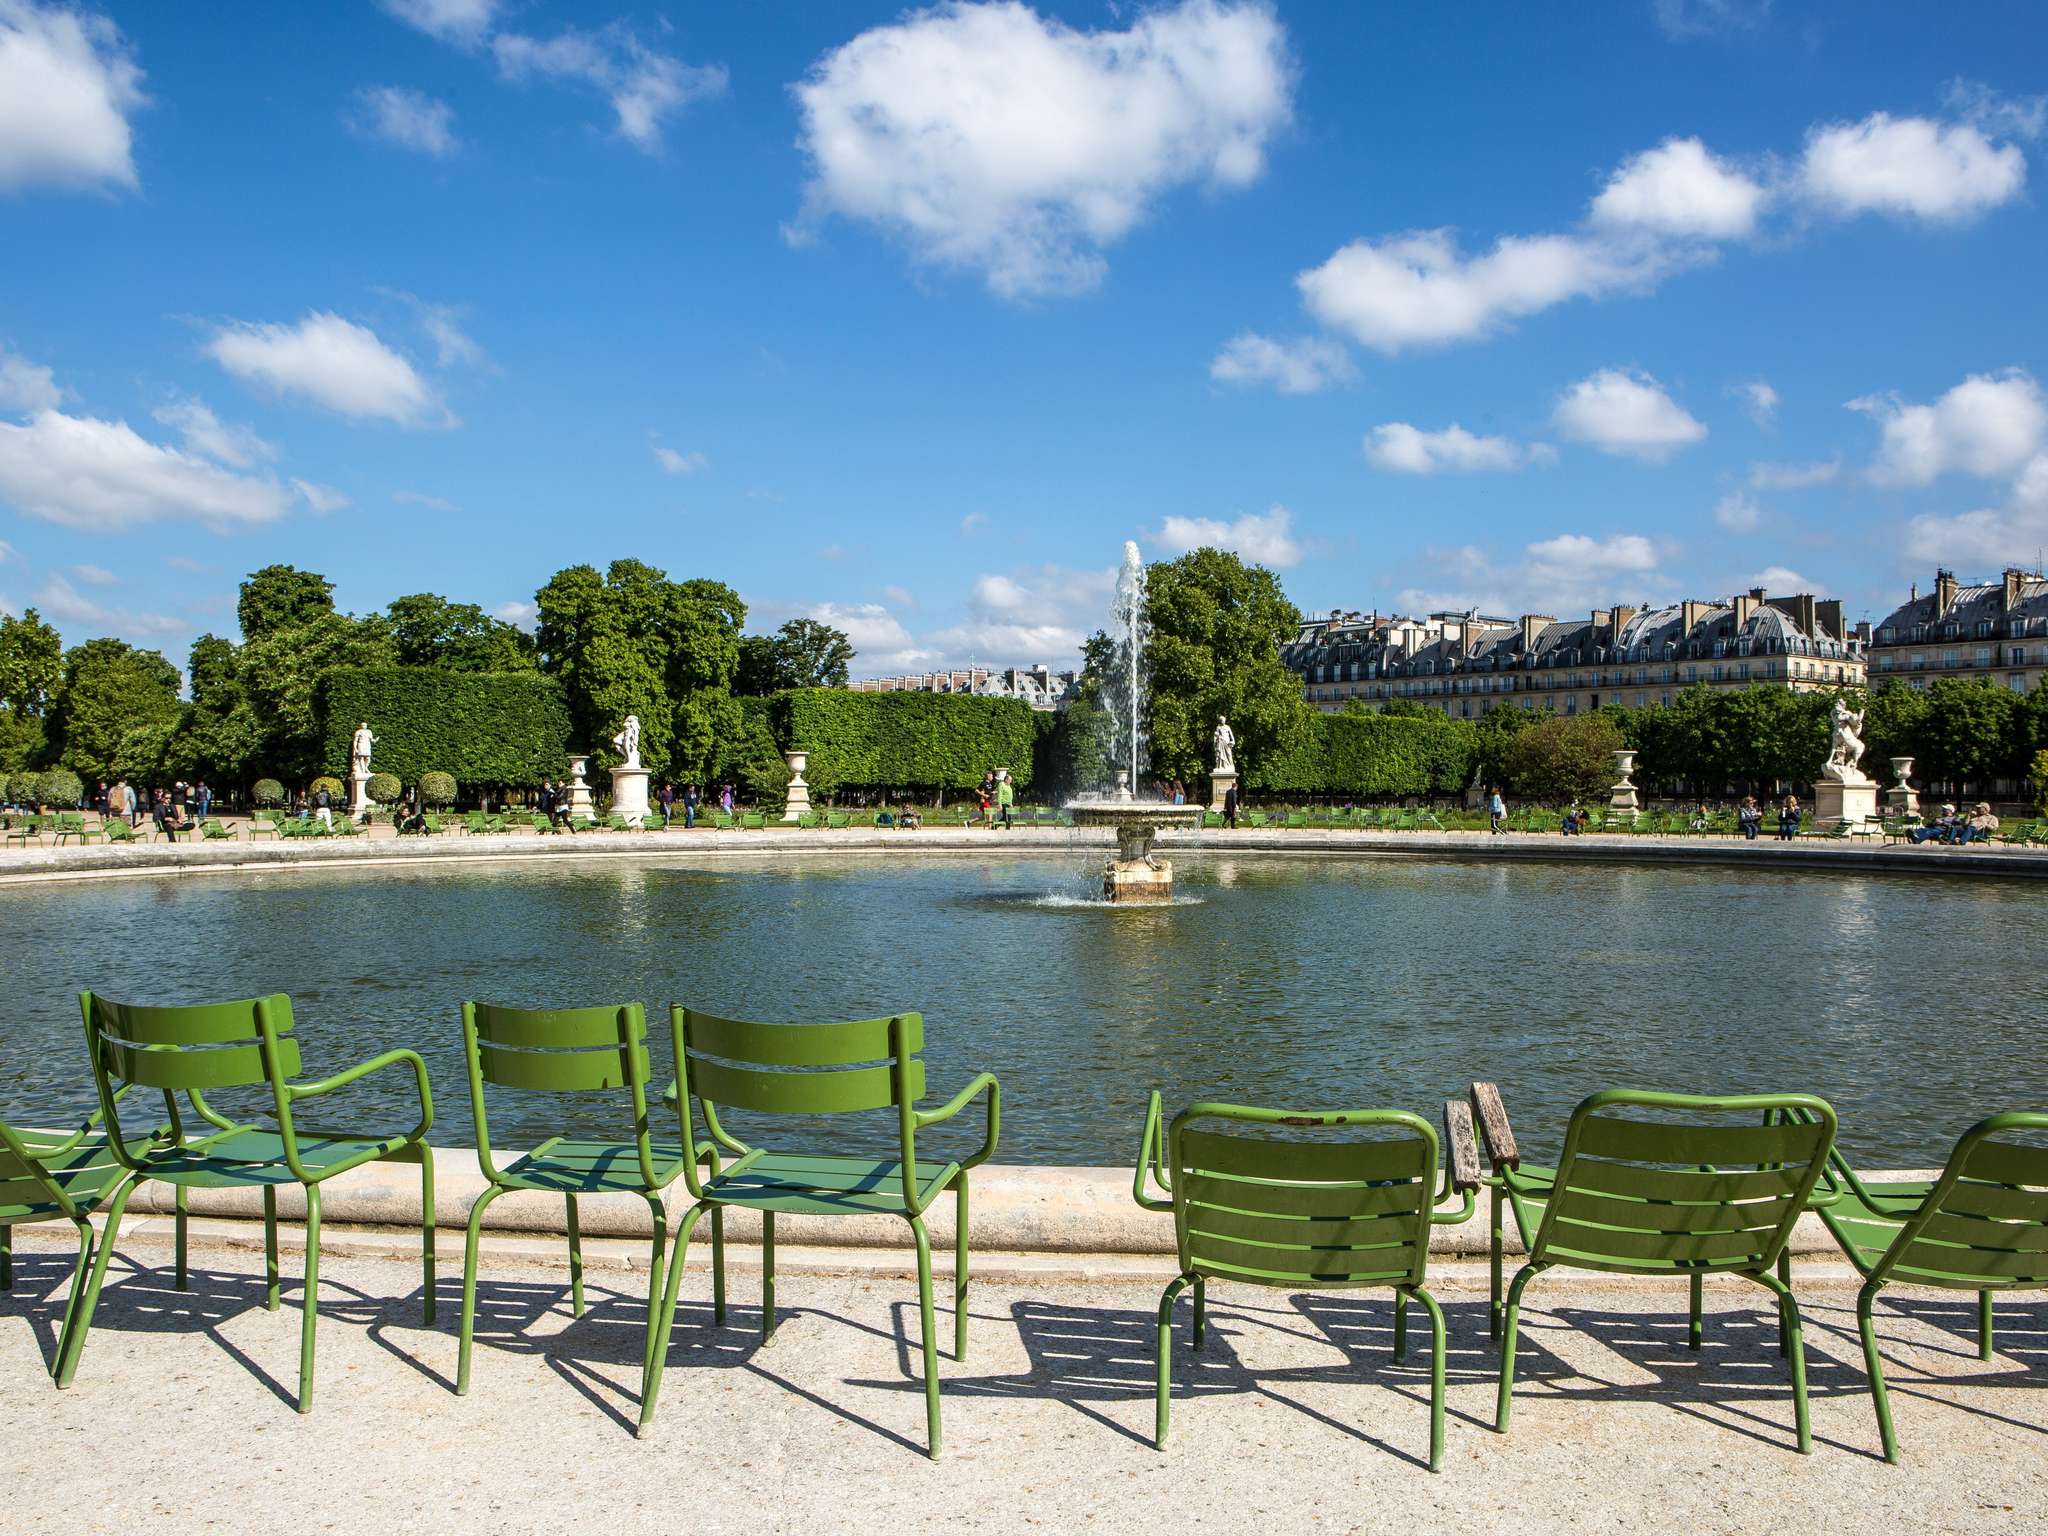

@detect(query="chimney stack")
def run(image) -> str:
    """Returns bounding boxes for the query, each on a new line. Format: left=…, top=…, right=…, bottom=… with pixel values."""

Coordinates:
left=1681, top=599, right=1708, bottom=636
left=1611, top=603, right=1639, bottom=637
left=2005, top=568, right=2027, bottom=612
left=1811, top=597, right=1840, bottom=642
left=1732, top=591, right=1757, bottom=627
left=1936, top=569, right=1958, bottom=615
left=1520, top=613, right=1550, bottom=652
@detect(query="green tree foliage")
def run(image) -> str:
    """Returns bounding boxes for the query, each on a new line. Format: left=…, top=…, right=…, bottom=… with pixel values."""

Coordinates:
left=770, top=689, right=1039, bottom=799
left=240, top=609, right=397, bottom=782
left=162, top=632, right=266, bottom=786
left=386, top=593, right=538, bottom=671
left=1042, top=699, right=1115, bottom=799
left=736, top=619, right=852, bottom=694
left=316, top=668, right=572, bottom=786
left=0, top=607, right=62, bottom=771
left=237, top=564, right=335, bottom=640
left=1910, top=677, right=2029, bottom=789
left=1251, top=709, right=1479, bottom=796
left=367, top=771, right=402, bottom=804
left=252, top=777, right=285, bottom=807
left=1627, top=685, right=1833, bottom=790
left=1473, top=703, right=1545, bottom=787
left=2033, top=748, right=2048, bottom=815
left=46, top=639, right=181, bottom=781
left=716, top=698, right=794, bottom=803
left=1106, top=546, right=1312, bottom=786
left=534, top=560, right=745, bottom=779
left=419, top=771, right=456, bottom=808
left=35, top=766, right=84, bottom=808
left=1500, top=713, right=1625, bottom=803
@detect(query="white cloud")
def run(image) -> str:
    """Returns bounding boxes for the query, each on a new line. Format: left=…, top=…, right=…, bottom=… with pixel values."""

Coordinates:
left=1552, top=367, right=1707, bottom=461
left=0, top=539, right=13, bottom=563
left=206, top=312, right=448, bottom=427
left=809, top=600, right=928, bottom=672
left=1397, top=531, right=1666, bottom=618
left=923, top=561, right=1115, bottom=666
left=1591, top=137, right=1766, bottom=239
left=960, top=511, right=988, bottom=536
left=882, top=584, right=914, bottom=608
left=151, top=397, right=275, bottom=468
left=163, top=555, right=209, bottom=573
left=1208, top=333, right=1354, bottom=394
left=1150, top=504, right=1301, bottom=567
left=1799, top=112, right=2027, bottom=224
left=1851, top=369, right=2046, bottom=487
left=378, top=0, right=497, bottom=45
left=1713, top=490, right=1763, bottom=532
left=1749, top=564, right=1811, bottom=591
left=36, top=572, right=182, bottom=636
left=67, top=563, right=114, bottom=585
left=1364, top=422, right=1554, bottom=475
left=494, top=598, right=537, bottom=629
left=1298, top=228, right=1667, bottom=352
left=380, top=291, right=485, bottom=369
left=1905, top=452, right=2048, bottom=568
left=1653, top=0, right=1773, bottom=40
left=1943, top=79, right=2047, bottom=144
left=0, top=0, right=145, bottom=192
left=493, top=24, right=726, bottom=153
left=1735, top=379, right=1778, bottom=427
left=0, top=343, right=61, bottom=412
left=349, top=85, right=459, bottom=157
left=790, top=0, right=1292, bottom=299
left=292, top=479, right=349, bottom=515
left=652, top=443, right=707, bottom=475
left=0, top=409, right=290, bottom=531
left=393, top=488, right=456, bottom=511
left=1749, top=456, right=1839, bottom=489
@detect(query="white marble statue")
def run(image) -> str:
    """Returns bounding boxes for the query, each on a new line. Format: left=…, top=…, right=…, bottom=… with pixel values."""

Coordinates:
left=1212, top=716, right=1236, bottom=774
left=1823, top=697, right=1870, bottom=785
left=611, top=714, right=642, bottom=770
left=349, top=721, right=375, bottom=778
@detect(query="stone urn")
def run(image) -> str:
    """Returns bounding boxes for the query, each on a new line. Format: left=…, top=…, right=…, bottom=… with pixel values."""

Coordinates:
left=1608, top=749, right=1640, bottom=823
left=782, top=749, right=811, bottom=823
left=1885, top=756, right=1919, bottom=818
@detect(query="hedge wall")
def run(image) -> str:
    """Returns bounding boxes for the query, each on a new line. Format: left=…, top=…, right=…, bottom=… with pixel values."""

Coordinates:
left=769, top=689, right=1042, bottom=797
left=1248, top=711, right=1479, bottom=797
left=317, top=668, right=572, bottom=786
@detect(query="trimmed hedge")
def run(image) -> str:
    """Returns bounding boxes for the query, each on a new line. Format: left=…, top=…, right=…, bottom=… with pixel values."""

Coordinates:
left=420, top=771, right=457, bottom=808
left=769, top=689, right=1041, bottom=798
left=1249, top=711, right=1479, bottom=797
left=318, top=668, right=571, bottom=787
left=366, top=771, right=401, bottom=804
left=252, top=777, right=284, bottom=807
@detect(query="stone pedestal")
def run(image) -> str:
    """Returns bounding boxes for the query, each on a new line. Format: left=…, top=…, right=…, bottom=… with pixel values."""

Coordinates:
left=1815, top=778, right=1879, bottom=829
left=1885, top=757, right=1920, bottom=819
left=1607, top=749, right=1641, bottom=825
left=782, top=750, right=811, bottom=824
left=566, top=754, right=596, bottom=822
left=1208, top=771, right=1237, bottom=813
left=1106, top=856, right=1174, bottom=902
left=348, top=770, right=372, bottom=819
left=609, top=765, right=650, bottom=827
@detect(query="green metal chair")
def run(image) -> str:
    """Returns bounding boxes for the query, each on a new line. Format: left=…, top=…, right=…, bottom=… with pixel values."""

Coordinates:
left=1, top=1097, right=164, bottom=1379
left=1469, top=1081, right=1836, bottom=1453
left=455, top=1001, right=718, bottom=1399
left=4, top=814, right=44, bottom=847
left=1799, top=1109, right=2048, bottom=1462
left=1132, top=1094, right=1482, bottom=1467
left=644, top=1008, right=999, bottom=1454
left=69, top=991, right=435, bottom=1409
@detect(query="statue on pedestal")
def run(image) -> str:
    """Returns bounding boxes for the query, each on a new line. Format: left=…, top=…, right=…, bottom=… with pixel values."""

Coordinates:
left=611, top=714, right=642, bottom=770
left=350, top=722, right=375, bottom=779
left=1212, top=716, right=1235, bottom=775
left=1822, top=698, right=1870, bottom=785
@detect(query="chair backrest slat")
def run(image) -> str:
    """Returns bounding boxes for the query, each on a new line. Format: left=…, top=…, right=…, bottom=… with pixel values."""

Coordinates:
left=86, top=993, right=298, bottom=1092
left=681, top=1009, right=922, bottom=1116
left=468, top=1001, right=648, bottom=1095
left=688, top=1055, right=921, bottom=1115
left=687, top=1010, right=920, bottom=1066
left=1877, top=1115, right=2048, bottom=1289
left=476, top=1039, right=648, bottom=1093
left=102, top=1037, right=297, bottom=1090
left=1170, top=1106, right=1437, bottom=1290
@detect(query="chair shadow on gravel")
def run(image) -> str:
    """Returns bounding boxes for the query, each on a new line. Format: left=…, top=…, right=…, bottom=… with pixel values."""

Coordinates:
left=0, top=1249, right=86, bottom=1373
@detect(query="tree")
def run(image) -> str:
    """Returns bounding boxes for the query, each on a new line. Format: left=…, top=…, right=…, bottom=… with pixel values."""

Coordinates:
left=734, top=634, right=780, bottom=696
left=1501, top=713, right=1623, bottom=804
left=534, top=560, right=747, bottom=780
left=1096, top=546, right=1312, bottom=787
left=774, top=618, right=853, bottom=690
left=0, top=608, right=62, bottom=771
left=237, top=564, right=335, bottom=640
left=1911, top=678, right=2025, bottom=792
left=386, top=593, right=538, bottom=671
left=239, top=610, right=396, bottom=781
left=1474, top=702, right=1545, bottom=788
left=45, top=639, right=182, bottom=781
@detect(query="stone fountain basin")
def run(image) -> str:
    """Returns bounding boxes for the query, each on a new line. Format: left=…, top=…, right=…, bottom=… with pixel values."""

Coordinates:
left=1064, top=801, right=1207, bottom=832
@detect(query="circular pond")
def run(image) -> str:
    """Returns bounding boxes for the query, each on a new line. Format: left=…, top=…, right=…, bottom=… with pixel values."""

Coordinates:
left=4, top=851, right=2041, bottom=1166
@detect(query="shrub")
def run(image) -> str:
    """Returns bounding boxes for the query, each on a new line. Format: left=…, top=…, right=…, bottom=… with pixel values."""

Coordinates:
left=7, top=769, right=40, bottom=805
left=769, top=689, right=1040, bottom=799
left=251, top=777, right=285, bottom=808
left=719, top=698, right=791, bottom=806
left=2034, top=748, right=2048, bottom=816
left=1501, top=714, right=1624, bottom=804
left=309, top=775, right=343, bottom=804
left=1250, top=710, right=1479, bottom=797
left=36, top=767, right=84, bottom=808
left=419, top=771, right=457, bottom=808
left=366, top=771, right=402, bottom=805
left=316, top=668, right=571, bottom=787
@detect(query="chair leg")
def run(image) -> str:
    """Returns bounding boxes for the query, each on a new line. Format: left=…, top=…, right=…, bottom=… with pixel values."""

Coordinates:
left=761, top=1209, right=777, bottom=1342
left=456, top=1184, right=506, bottom=1396
left=1755, top=1268, right=1811, bottom=1454
left=263, top=1186, right=280, bottom=1310
left=1154, top=1275, right=1191, bottom=1448
left=1, top=1223, right=11, bottom=1289
left=1978, top=1289, right=1995, bottom=1362
left=1412, top=1285, right=1448, bottom=1472
left=1859, top=1281, right=1899, bottom=1464
left=297, top=1183, right=321, bottom=1413
left=565, top=1194, right=584, bottom=1317
left=174, top=1185, right=188, bottom=1291
left=1488, top=1186, right=1504, bottom=1340
left=1689, top=1271, right=1703, bottom=1352
left=1394, top=1289, right=1409, bottom=1361
left=1777, top=1249, right=1792, bottom=1358
left=56, top=1176, right=135, bottom=1389
left=50, top=1221, right=94, bottom=1379
left=953, top=1175, right=970, bottom=1361
left=642, top=1195, right=668, bottom=1377
left=1494, top=1263, right=1539, bottom=1432
left=710, top=1205, right=726, bottom=1325
left=1191, top=1276, right=1207, bottom=1350
left=419, top=1148, right=436, bottom=1327
left=911, top=1214, right=942, bottom=1458
left=638, top=1203, right=708, bottom=1436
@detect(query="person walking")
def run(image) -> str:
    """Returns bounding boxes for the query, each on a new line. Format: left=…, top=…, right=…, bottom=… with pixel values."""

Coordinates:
left=1223, top=782, right=1239, bottom=829
left=194, top=780, right=211, bottom=824
left=720, top=784, right=734, bottom=818
left=1488, top=786, right=1506, bottom=835
left=684, top=783, right=699, bottom=829
left=1777, top=794, right=1801, bottom=841
left=659, top=780, right=675, bottom=827
left=313, top=781, right=333, bottom=831
left=997, top=768, right=1015, bottom=830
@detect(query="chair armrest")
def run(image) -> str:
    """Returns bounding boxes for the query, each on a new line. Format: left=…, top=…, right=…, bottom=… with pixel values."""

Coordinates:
left=1468, top=1081, right=1520, bottom=1173
left=1132, top=1090, right=1173, bottom=1212
left=285, top=1048, right=434, bottom=1157
left=1444, top=1097, right=1482, bottom=1195
left=913, top=1072, right=1000, bottom=1169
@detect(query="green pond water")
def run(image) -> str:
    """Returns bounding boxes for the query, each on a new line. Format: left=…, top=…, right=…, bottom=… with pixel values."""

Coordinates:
left=3, top=851, right=2042, bottom=1166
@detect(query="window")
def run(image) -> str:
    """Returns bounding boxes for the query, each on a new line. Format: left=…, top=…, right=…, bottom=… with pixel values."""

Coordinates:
left=1878, top=626, right=1894, bottom=643
left=1976, top=647, right=1993, bottom=668
left=2010, top=674, right=2027, bottom=692
left=1566, top=697, right=1579, bottom=715
left=1877, top=654, right=1894, bottom=671
left=1977, top=621, right=1993, bottom=638
left=2014, top=647, right=2029, bottom=666
left=1910, top=653, right=1926, bottom=670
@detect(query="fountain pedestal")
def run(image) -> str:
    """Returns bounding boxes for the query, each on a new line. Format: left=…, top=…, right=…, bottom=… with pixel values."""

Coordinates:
left=1068, top=788, right=1206, bottom=903
left=609, top=766, right=650, bottom=827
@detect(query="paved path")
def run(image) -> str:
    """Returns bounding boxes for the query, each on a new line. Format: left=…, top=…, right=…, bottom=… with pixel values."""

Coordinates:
left=4, top=1232, right=2042, bottom=1534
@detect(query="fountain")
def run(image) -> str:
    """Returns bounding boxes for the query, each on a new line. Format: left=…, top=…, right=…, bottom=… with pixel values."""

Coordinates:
left=1065, top=542, right=1204, bottom=902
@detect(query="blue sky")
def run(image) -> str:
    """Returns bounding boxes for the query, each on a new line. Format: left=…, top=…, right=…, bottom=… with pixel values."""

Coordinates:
left=2, top=0, right=2046, bottom=677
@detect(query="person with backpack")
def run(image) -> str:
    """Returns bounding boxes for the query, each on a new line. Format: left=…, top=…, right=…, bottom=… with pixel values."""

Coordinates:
left=1489, top=787, right=1506, bottom=835
left=313, top=782, right=333, bottom=831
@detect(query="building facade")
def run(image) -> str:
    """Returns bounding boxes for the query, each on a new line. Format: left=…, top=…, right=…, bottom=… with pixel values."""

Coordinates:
left=1868, top=569, right=2048, bottom=694
left=846, top=664, right=1078, bottom=710
left=1282, top=589, right=1866, bottom=718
